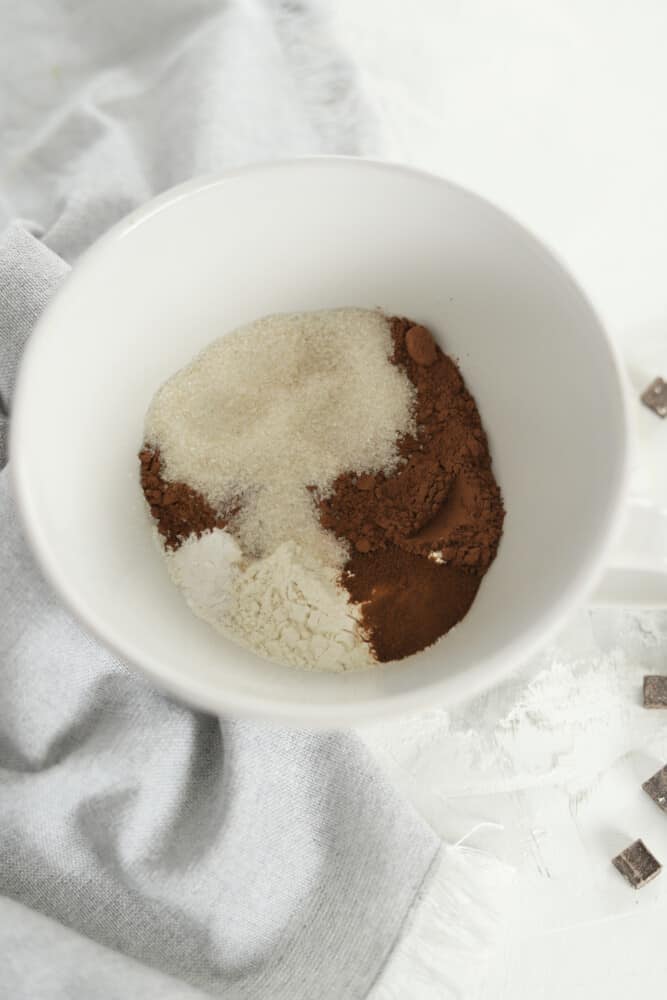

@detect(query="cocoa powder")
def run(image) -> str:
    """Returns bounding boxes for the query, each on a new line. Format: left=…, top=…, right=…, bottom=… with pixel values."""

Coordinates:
left=320, top=317, right=504, bottom=662
left=139, top=448, right=229, bottom=550
left=343, top=549, right=480, bottom=662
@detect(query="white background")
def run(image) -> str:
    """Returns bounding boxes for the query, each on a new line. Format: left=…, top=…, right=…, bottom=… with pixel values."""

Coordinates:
left=332, top=2, right=667, bottom=996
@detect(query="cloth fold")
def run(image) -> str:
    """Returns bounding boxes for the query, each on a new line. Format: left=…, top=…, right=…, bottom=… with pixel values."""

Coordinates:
left=0, top=3, right=440, bottom=997
left=0, top=220, right=439, bottom=1000
left=0, top=223, right=70, bottom=463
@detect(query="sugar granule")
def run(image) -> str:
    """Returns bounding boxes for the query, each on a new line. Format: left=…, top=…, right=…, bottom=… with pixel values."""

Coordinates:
left=146, top=308, right=416, bottom=573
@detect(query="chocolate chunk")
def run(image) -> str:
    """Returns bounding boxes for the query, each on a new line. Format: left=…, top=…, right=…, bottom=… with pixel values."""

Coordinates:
left=356, top=474, right=376, bottom=491
left=405, top=325, right=438, bottom=367
left=355, top=537, right=371, bottom=553
left=642, top=764, right=667, bottom=813
left=612, top=839, right=662, bottom=888
left=641, top=377, right=667, bottom=417
left=643, top=675, right=667, bottom=708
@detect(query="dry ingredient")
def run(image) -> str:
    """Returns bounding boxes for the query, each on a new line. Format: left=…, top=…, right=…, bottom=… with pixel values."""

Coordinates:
left=145, top=309, right=415, bottom=569
left=320, top=316, right=504, bottom=661
left=140, top=308, right=504, bottom=670
left=142, top=308, right=414, bottom=670
left=139, top=449, right=230, bottom=549
left=166, top=531, right=373, bottom=670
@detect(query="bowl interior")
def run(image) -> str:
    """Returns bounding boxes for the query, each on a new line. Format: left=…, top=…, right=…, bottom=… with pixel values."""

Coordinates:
left=12, top=160, right=627, bottom=723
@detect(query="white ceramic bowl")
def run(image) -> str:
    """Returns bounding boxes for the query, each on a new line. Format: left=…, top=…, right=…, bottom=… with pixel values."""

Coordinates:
left=11, top=158, right=629, bottom=726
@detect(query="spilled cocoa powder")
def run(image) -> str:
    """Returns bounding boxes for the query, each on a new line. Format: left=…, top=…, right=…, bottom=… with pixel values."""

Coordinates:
left=319, top=317, right=504, bottom=662
left=139, top=448, right=229, bottom=550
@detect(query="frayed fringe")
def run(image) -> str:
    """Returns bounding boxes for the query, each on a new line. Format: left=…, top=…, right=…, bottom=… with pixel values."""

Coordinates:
left=372, top=842, right=515, bottom=1000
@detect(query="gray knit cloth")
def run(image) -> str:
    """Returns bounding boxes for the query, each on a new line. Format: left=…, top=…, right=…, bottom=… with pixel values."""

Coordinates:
left=0, top=3, right=440, bottom=997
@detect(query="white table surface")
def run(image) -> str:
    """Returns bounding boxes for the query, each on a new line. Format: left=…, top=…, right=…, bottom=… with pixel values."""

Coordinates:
left=333, top=2, right=667, bottom=995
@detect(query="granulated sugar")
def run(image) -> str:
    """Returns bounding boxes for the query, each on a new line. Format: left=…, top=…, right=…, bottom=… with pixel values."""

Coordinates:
left=146, top=309, right=416, bottom=572
left=145, top=308, right=414, bottom=670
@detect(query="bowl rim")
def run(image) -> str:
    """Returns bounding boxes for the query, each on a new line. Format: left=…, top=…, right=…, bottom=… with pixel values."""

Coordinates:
left=10, top=156, right=632, bottom=727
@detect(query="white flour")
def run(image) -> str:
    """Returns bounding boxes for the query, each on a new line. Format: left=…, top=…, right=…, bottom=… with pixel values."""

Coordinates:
left=167, top=529, right=373, bottom=671
left=165, top=529, right=241, bottom=623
